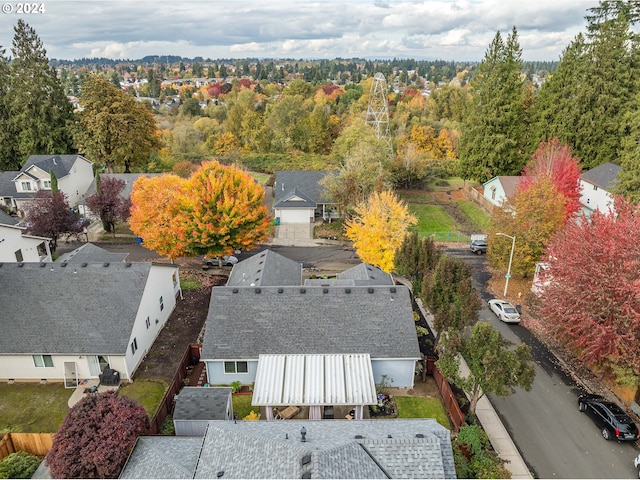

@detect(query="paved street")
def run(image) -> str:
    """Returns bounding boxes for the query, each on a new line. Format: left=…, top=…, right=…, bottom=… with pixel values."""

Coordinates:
left=443, top=246, right=640, bottom=478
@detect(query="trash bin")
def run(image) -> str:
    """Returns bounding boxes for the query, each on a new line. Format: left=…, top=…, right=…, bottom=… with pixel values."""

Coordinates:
left=275, top=218, right=280, bottom=226
left=136, top=237, right=143, bottom=245
left=516, top=304, right=522, bottom=314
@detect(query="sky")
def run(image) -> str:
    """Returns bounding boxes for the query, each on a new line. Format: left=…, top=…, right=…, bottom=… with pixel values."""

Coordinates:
left=0, top=0, right=595, bottom=62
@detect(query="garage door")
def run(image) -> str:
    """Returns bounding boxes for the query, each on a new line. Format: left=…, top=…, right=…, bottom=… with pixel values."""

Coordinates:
left=279, top=209, right=313, bottom=223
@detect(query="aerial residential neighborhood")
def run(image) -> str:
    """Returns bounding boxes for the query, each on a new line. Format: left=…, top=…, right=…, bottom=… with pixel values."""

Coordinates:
left=1, top=1, right=640, bottom=478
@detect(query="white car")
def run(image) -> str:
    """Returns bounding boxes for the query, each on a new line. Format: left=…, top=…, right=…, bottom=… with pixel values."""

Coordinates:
left=488, top=299, right=521, bottom=323
left=204, top=255, right=238, bottom=267
left=634, top=453, right=640, bottom=478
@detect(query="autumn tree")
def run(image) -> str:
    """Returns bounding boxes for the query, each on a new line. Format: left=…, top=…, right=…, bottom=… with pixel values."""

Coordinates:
left=421, top=255, right=481, bottom=347
left=519, top=138, right=582, bottom=221
left=0, top=20, right=74, bottom=170
left=23, top=191, right=83, bottom=253
left=489, top=177, right=566, bottom=277
left=85, top=176, right=131, bottom=233
left=345, top=190, right=416, bottom=273
left=437, top=322, right=535, bottom=414
left=129, top=161, right=271, bottom=259
left=74, top=75, right=159, bottom=172
left=537, top=196, right=640, bottom=384
left=45, top=391, right=148, bottom=479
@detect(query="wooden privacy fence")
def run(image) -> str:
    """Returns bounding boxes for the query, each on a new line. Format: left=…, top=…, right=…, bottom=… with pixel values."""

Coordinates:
left=428, top=359, right=466, bottom=432
left=147, top=343, right=201, bottom=435
left=0, top=433, right=54, bottom=461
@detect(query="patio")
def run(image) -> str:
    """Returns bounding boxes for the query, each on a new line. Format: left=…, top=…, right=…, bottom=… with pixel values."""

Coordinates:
left=67, top=379, right=120, bottom=408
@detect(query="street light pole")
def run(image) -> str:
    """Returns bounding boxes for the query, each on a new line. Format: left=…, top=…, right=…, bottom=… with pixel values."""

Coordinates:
left=496, top=232, right=516, bottom=297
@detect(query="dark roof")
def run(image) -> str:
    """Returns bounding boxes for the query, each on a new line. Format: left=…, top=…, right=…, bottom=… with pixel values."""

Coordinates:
left=227, top=249, right=302, bottom=287
left=119, top=436, right=205, bottom=479
left=581, top=162, right=622, bottom=190
left=337, top=264, right=394, bottom=285
left=273, top=187, right=317, bottom=209
left=173, top=387, right=232, bottom=421
left=0, top=262, right=155, bottom=355
left=22, top=155, right=91, bottom=180
left=0, top=171, right=33, bottom=199
left=0, top=210, right=19, bottom=226
left=81, top=173, right=164, bottom=203
left=201, top=284, right=419, bottom=360
left=196, top=419, right=453, bottom=478
left=484, top=176, right=520, bottom=200
left=55, top=243, right=129, bottom=264
left=273, top=171, right=332, bottom=206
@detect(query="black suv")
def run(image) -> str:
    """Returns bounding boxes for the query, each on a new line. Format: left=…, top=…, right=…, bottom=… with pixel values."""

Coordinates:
left=578, top=394, right=639, bottom=441
left=470, top=240, right=488, bottom=254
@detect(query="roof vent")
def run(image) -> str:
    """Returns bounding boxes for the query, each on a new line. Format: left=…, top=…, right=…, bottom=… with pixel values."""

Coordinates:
left=302, top=473, right=311, bottom=479
left=40, top=263, right=46, bottom=267
left=345, top=288, right=351, bottom=294
left=81, top=263, right=88, bottom=267
left=103, top=262, right=110, bottom=267
left=390, top=287, right=396, bottom=293
left=323, top=288, right=328, bottom=294
left=301, top=454, right=311, bottom=466
left=255, top=288, right=261, bottom=294
left=17, top=263, right=24, bottom=268
left=368, top=288, right=374, bottom=294
left=232, top=288, right=239, bottom=294
left=415, top=433, right=424, bottom=438
left=125, top=262, right=132, bottom=267
left=216, top=472, right=224, bottom=478
left=387, top=434, right=392, bottom=438
left=278, top=288, right=284, bottom=293
left=300, top=288, right=306, bottom=294
left=61, top=262, right=67, bottom=267
left=354, top=435, right=363, bottom=439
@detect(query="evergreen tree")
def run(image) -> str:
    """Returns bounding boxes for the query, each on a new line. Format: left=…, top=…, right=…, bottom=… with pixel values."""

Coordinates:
left=1, top=20, right=74, bottom=170
left=457, top=27, right=530, bottom=182
left=49, top=169, right=58, bottom=193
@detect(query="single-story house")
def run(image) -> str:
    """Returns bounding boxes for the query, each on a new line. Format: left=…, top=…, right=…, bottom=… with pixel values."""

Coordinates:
left=200, top=250, right=421, bottom=420
left=120, top=419, right=456, bottom=479
left=172, top=387, right=234, bottom=436
left=0, top=261, right=181, bottom=386
left=0, top=154, right=94, bottom=214
left=579, top=162, right=622, bottom=216
left=273, top=171, right=338, bottom=224
left=0, top=223, right=52, bottom=263
left=482, top=176, right=520, bottom=208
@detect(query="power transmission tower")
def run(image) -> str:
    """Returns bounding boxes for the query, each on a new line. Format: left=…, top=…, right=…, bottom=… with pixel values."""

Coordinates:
left=366, top=72, right=393, bottom=157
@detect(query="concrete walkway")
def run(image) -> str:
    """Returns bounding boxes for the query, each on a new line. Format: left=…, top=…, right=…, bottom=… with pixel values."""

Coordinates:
left=268, top=222, right=343, bottom=247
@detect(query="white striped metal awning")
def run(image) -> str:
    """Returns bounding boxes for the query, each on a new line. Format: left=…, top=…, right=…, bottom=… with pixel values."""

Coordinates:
left=251, top=353, right=378, bottom=406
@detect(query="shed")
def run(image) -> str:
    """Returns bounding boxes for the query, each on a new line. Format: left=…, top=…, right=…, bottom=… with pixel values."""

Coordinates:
left=172, top=387, right=233, bottom=436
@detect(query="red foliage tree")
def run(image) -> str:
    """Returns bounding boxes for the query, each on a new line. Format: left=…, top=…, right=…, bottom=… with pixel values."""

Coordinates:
left=519, top=138, right=582, bottom=221
left=206, top=82, right=232, bottom=98
left=23, top=190, right=83, bottom=253
left=45, top=391, right=148, bottom=479
left=538, top=197, right=640, bottom=382
left=236, top=78, right=253, bottom=90
left=322, top=83, right=340, bottom=95
left=85, top=176, right=131, bottom=233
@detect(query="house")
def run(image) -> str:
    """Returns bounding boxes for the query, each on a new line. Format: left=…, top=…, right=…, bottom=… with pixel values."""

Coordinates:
left=200, top=250, right=421, bottom=420
left=226, top=249, right=302, bottom=287
left=120, top=419, right=455, bottom=479
left=172, top=387, right=234, bottom=436
left=0, top=261, right=181, bottom=386
left=579, top=162, right=622, bottom=216
left=0, top=223, right=52, bottom=263
left=273, top=171, right=338, bottom=224
left=55, top=242, right=128, bottom=264
left=0, top=154, right=94, bottom=214
left=482, top=176, right=520, bottom=208
left=77, top=172, right=163, bottom=218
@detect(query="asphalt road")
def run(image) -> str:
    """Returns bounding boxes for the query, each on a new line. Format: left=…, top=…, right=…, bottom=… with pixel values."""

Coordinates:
left=443, top=246, right=640, bottom=479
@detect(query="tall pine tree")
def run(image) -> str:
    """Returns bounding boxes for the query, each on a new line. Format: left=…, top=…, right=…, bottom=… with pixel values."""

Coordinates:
left=2, top=20, right=74, bottom=170
left=457, top=27, right=530, bottom=182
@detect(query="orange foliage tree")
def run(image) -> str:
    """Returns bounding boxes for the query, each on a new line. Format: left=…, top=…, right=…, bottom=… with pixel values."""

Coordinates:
left=129, top=161, right=271, bottom=259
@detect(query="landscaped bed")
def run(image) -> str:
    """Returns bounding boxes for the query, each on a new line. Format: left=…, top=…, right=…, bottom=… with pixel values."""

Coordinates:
left=0, top=384, right=72, bottom=433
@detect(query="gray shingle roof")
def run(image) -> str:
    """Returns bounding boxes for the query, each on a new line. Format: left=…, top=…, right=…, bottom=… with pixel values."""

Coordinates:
left=227, top=249, right=302, bottom=287
left=0, top=262, right=152, bottom=354
left=81, top=173, right=163, bottom=204
left=195, top=419, right=455, bottom=479
left=56, top=243, right=129, bottom=264
left=173, top=387, right=232, bottom=421
left=0, top=170, right=33, bottom=199
left=119, top=436, right=205, bottom=479
left=273, top=171, right=332, bottom=205
left=22, top=155, right=90, bottom=180
left=581, top=162, right=622, bottom=190
left=201, top=285, right=420, bottom=360
left=273, top=188, right=317, bottom=209
left=337, top=264, right=394, bottom=285
left=0, top=210, right=19, bottom=226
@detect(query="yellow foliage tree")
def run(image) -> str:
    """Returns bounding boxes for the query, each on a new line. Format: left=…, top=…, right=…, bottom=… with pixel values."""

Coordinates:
left=345, top=190, right=417, bottom=273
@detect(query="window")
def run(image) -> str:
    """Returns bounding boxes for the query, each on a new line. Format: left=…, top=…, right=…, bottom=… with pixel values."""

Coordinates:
left=14, top=250, right=23, bottom=262
left=131, top=338, right=138, bottom=355
left=224, top=361, right=248, bottom=374
left=593, top=185, right=598, bottom=191
left=21, top=182, right=32, bottom=191
left=159, top=296, right=164, bottom=311
left=33, top=355, right=53, bottom=367
left=145, top=317, right=150, bottom=329
left=43, top=180, right=51, bottom=189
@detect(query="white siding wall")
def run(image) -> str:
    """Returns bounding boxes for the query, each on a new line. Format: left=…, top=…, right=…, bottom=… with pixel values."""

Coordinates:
left=0, top=225, right=50, bottom=262
left=124, top=265, right=181, bottom=378
left=0, top=354, right=126, bottom=382
left=206, top=360, right=258, bottom=385
left=579, top=180, right=615, bottom=215
left=482, top=178, right=507, bottom=207
left=59, top=158, right=94, bottom=207
left=371, top=359, right=416, bottom=388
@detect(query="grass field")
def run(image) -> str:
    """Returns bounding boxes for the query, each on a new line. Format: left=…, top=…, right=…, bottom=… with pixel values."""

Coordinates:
left=0, top=384, right=72, bottom=433
left=232, top=394, right=255, bottom=419
left=408, top=204, right=458, bottom=236
left=395, top=396, right=451, bottom=428
left=119, top=379, right=168, bottom=418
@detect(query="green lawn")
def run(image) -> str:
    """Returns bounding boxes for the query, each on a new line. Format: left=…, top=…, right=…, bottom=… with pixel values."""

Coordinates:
left=232, top=394, right=255, bottom=419
left=395, top=396, right=451, bottom=429
left=408, top=204, right=457, bottom=236
left=119, top=379, right=168, bottom=418
left=457, top=199, right=491, bottom=232
left=250, top=172, right=270, bottom=185
left=0, top=384, right=72, bottom=433
left=180, top=273, right=202, bottom=291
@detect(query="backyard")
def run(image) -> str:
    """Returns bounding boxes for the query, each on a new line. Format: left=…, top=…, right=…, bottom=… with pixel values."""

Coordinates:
left=0, top=384, right=71, bottom=433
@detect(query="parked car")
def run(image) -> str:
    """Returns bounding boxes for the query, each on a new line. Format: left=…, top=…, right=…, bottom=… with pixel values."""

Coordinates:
left=487, top=299, right=521, bottom=323
left=470, top=240, right=488, bottom=254
left=578, top=394, right=639, bottom=442
left=204, top=255, right=238, bottom=267
left=634, top=453, right=640, bottom=478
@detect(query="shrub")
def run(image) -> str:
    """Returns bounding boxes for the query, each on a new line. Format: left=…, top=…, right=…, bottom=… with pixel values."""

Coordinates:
left=243, top=410, right=260, bottom=420
left=230, top=381, right=242, bottom=393
left=45, top=391, right=149, bottom=478
left=0, top=452, right=42, bottom=479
